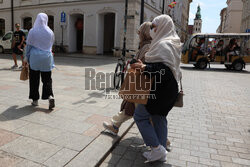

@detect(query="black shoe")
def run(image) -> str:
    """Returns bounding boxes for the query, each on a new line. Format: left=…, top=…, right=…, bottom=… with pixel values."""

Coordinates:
left=49, top=96, right=55, bottom=110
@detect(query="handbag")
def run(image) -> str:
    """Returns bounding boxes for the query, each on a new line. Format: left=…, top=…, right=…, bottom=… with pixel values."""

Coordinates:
left=119, top=68, right=153, bottom=104
left=20, top=66, right=29, bottom=81
left=174, top=77, right=184, bottom=107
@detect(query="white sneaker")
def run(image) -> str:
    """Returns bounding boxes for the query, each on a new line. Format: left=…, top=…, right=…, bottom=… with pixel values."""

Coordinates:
left=143, top=145, right=167, bottom=162
left=143, top=150, right=168, bottom=162
left=103, top=122, right=119, bottom=136
left=31, top=100, right=38, bottom=106
left=11, top=65, right=18, bottom=70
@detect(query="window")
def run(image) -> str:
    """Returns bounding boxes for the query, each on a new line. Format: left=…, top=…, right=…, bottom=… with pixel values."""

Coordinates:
left=3, top=33, right=12, bottom=41
left=0, top=0, right=3, bottom=3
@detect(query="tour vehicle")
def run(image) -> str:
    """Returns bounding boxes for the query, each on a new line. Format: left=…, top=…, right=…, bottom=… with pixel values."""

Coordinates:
left=0, top=30, right=28, bottom=53
left=182, top=33, right=250, bottom=71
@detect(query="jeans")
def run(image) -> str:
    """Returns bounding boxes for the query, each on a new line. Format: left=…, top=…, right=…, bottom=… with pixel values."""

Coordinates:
left=29, top=67, right=53, bottom=101
left=134, top=104, right=168, bottom=148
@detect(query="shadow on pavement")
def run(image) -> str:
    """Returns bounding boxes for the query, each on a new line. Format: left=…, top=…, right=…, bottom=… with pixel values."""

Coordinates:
left=181, top=66, right=250, bottom=74
left=72, top=91, right=108, bottom=105
left=0, top=105, right=51, bottom=121
left=103, top=137, right=172, bottom=167
left=0, top=68, right=12, bottom=71
left=0, top=54, right=117, bottom=68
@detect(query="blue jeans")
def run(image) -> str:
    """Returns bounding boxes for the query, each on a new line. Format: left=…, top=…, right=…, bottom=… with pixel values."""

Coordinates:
left=134, top=104, right=168, bottom=148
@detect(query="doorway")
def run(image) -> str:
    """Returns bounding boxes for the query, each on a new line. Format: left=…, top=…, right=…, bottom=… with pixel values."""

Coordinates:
left=23, top=17, right=32, bottom=30
left=68, top=14, right=84, bottom=52
left=97, top=12, right=115, bottom=54
left=48, top=15, right=54, bottom=31
left=104, top=13, right=115, bottom=54
left=0, top=19, right=5, bottom=37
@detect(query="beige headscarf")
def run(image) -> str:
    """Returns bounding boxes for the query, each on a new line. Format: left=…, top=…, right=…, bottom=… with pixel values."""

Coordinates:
left=135, top=22, right=152, bottom=63
left=145, top=15, right=182, bottom=82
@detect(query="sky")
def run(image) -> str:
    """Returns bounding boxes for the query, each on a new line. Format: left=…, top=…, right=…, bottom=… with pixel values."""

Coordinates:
left=189, top=0, right=227, bottom=33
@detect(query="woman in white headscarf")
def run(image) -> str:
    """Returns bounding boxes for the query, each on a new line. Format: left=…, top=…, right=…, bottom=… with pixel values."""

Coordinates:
left=131, top=15, right=182, bottom=162
left=24, top=13, right=55, bottom=109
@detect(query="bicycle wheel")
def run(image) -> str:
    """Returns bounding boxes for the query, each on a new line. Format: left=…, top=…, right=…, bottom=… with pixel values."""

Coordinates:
left=113, top=63, right=123, bottom=89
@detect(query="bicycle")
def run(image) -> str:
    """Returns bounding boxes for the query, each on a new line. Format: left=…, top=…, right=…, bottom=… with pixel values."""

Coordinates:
left=113, top=48, right=136, bottom=89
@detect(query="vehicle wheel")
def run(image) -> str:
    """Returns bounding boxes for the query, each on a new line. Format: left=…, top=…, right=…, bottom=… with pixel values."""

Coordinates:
left=113, top=64, right=123, bottom=89
left=197, top=59, right=207, bottom=69
left=225, top=64, right=232, bottom=70
left=233, top=61, right=243, bottom=71
left=0, top=46, right=4, bottom=53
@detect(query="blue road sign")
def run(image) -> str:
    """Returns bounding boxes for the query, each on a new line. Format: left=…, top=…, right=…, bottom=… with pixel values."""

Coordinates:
left=61, top=12, right=66, bottom=23
left=246, top=29, right=250, bottom=33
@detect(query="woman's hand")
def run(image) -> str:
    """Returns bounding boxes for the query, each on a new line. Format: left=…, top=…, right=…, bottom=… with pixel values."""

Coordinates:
left=23, top=60, right=29, bottom=67
left=130, top=59, right=146, bottom=71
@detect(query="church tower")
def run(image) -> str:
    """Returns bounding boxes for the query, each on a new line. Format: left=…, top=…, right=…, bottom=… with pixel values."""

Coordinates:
left=193, top=5, right=202, bottom=33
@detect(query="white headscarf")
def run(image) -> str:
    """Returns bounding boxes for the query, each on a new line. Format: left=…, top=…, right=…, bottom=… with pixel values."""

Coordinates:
left=145, top=15, right=182, bottom=82
left=26, top=13, right=54, bottom=52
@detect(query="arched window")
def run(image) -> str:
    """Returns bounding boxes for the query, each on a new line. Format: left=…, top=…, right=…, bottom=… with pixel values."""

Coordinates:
left=0, top=18, right=5, bottom=37
left=48, top=15, right=54, bottom=31
left=23, top=17, right=32, bottom=30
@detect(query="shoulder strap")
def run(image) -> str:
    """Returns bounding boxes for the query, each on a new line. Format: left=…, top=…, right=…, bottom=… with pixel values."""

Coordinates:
left=180, top=77, right=183, bottom=91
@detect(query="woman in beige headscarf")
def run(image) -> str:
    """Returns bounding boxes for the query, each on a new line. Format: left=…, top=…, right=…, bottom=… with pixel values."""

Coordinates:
left=131, top=15, right=181, bottom=162
left=103, top=22, right=152, bottom=135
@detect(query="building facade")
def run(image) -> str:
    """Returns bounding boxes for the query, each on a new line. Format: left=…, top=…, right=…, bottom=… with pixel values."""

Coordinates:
left=241, top=0, right=250, bottom=33
left=217, top=7, right=227, bottom=33
left=223, top=0, right=243, bottom=33
left=192, top=5, right=202, bottom=34
left=188, top=25, right=193, bottom=36
left=0, top=0, right=164, bottom=55
left=241, top=0, right=250, bottom=48
left=165, top=0, right=192, bottom=42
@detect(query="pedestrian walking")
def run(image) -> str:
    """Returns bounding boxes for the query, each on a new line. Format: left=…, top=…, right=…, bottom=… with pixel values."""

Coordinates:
left=11, top=23, right=26, bottom=70
left=103, top=22, right=152, bottom=135
left=24, top=13, right=55, bottom=110
left=131, top=15, right=182, bottom=162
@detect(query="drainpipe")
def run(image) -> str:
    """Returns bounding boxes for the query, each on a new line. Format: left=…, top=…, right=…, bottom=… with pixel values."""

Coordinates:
left=162, top=0, right=165, bottom=14
left=122, top=0, right=128, bottom=59
left=140, top=0, right=144, bottom=25
left=11, top=0, right=14, bottom=31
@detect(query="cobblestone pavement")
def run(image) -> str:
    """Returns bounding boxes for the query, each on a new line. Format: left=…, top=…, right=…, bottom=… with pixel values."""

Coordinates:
left=0, top=54, right=134, bottom=167
left=101, top=64, right=250, bottom=167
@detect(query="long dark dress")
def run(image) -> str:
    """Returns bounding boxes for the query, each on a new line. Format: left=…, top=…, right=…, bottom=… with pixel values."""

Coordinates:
left=144, top=62, right=178, bottom=116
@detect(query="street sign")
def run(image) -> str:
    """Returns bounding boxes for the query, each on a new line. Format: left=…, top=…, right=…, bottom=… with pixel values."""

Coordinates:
left=61, top=12, right=66, bottom=23
left=246, top=29, right=250, bottom=33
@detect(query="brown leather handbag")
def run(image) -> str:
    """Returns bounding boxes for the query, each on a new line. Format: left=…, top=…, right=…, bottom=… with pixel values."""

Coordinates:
left=20, top=66, right=29, bottom=81
left=119, top=68, right=153, bottom=105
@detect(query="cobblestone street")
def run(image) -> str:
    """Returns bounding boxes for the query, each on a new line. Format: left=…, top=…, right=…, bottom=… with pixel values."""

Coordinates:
left=101, top=63, right=250, bottom=167
left=0, top=54, right=250, bottom=167
left=0, top=54, right=132, bottom=167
